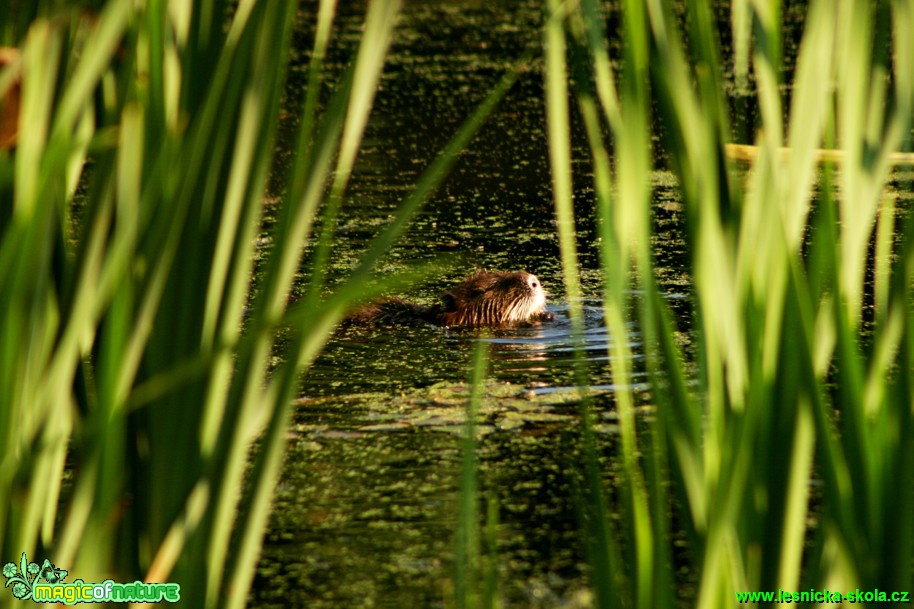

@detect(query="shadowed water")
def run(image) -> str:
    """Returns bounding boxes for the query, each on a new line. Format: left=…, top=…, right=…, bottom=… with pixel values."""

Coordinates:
left=253, top=2, right=692, bottom=607
left=245, top=0, right=914, bottom=606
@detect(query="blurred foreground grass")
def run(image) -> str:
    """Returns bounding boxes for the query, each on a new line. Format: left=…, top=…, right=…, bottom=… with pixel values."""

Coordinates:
left=542, top=0, right=914, bottom=607
left=2, top=0, right=913, bottom=608
left=0, top=0, right=520, bottom=606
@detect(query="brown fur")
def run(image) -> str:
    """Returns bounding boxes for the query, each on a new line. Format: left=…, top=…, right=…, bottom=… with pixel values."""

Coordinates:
left=343, top=296, right=437, bottom=326
left=0, top=47, right=21, bottom=150
left=345, top=271, right=553, bottom=328
left=435, top=271, right=550, bottom=327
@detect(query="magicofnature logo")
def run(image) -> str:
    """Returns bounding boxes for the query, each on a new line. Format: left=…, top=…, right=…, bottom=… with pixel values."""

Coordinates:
left=2, top=553, right=67, bottom=601
left=3, top=553, right=180, bottom=604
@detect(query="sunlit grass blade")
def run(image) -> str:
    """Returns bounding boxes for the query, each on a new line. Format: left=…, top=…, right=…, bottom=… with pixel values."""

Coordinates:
left=555, top=1, right=665, bottom=607
left=453, top=338, right=487, bottom=609
left=305, top=0, right=401, bottom=301
left=557, top=0, right=914, bottom=606
left=546, top=7, right=625, bottom=609
left=543, top=0, right=582, bottom=327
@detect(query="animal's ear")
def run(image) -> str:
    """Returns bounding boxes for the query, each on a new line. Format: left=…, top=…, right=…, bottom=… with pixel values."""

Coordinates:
left=442, top=293, right=457, bottom=311
left=472, top=274, right=496, bottom=295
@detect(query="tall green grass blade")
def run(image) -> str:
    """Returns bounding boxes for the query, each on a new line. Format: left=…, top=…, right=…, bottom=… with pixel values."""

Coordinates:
left=558, top=0, right=914, bottom=607
left=1, top=1, right=485, bottom=607
left=547, top=8, right=621, bottom=609
left=342, top=50, right=532, bottom=292
left=306, top=0, right=401, bottom=302
left=565, top=1, right=666, bottom=606
left=482, top=494, right=500, bottom=609
left=544, top=0, right=583, bottom=329
left=3, top=1, right=913, bottom=607
left=454, top=338, right=487, bottom=609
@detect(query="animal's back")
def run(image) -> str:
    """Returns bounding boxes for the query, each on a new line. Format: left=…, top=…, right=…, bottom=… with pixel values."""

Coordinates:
left=345, top=271, right=553, bottom=328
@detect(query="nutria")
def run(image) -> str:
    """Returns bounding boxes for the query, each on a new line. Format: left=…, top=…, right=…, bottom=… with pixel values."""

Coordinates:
left=346, top=271, right=554, bottom=328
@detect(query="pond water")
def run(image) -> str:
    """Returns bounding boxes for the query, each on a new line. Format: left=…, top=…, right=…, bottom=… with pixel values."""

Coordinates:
left=252, top=2, right=707, bottom=607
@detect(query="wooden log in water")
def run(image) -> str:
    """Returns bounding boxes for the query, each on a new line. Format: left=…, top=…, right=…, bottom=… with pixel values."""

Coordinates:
left=725, top=143, right=914, bottom=166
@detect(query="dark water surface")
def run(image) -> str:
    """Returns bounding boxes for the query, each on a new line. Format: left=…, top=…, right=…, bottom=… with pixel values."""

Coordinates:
left=246, top=0, right=914, bottom=605
left=252, top=2, right=688, bottom=607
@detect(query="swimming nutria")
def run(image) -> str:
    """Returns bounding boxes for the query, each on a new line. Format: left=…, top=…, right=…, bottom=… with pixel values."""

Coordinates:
left=346, top=271, right=554, bottom=328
